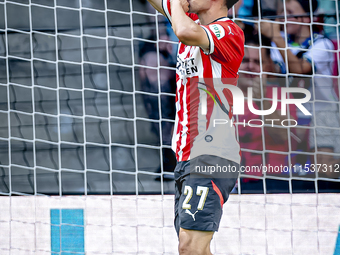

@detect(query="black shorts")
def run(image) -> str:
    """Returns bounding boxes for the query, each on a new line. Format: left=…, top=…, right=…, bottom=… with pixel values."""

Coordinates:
left=174, top=155, right=239, bottom=236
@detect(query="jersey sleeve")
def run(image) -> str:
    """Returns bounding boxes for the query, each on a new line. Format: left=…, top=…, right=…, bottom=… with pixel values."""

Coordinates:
left=200, top=21, right=244, bottom=62
left=162, top=0, right=172, bottom=23
left=162, top=0, right=199, bottom=23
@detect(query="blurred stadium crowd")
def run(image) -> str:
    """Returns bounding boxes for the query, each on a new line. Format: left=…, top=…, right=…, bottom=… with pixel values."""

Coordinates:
left=1, top=0, right=339, bottom=195
left=138, top=0, right=340, bottom=193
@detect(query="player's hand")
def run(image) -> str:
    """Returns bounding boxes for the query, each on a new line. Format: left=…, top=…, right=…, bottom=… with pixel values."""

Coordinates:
left=171, top=0, right=189, bottom=13
left=256, top=20, right=281, bottom=40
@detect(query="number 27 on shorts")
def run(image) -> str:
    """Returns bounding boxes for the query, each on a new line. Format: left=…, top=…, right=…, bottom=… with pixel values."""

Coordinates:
left=182, top=185, right=209, bottom=210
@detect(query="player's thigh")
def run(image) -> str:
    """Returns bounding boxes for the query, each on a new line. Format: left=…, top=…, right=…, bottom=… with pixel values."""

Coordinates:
left=178, top=227, right=213, bottom=254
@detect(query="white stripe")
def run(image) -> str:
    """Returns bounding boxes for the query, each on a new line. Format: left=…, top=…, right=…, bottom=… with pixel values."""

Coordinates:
left=218, top=17, right=230, bottom=21
left=162, top=0, right=171, bottom=23
left=197, top=83, right=208, bottom=132
left=171, top=80, right=181, bottom=153
left=196, top=55, right=207, bottom=135
left=200, top=26, right=214, bottom=55
left=211, top=58, right=222, bottom=77
left=196, top=51, right=204, bottom=77
left=178, top=83, right=188, bottom=161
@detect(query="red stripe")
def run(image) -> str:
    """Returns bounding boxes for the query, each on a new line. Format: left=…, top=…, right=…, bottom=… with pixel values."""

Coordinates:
left=221, top=66, right=242, bottom=157
left=176, top=82, right=184, bottom=158
left=178, top=43, right=186, bottom=55
left=228, top=107, right=232, bottom=120
left=221, top=65, right=238, bottom=110
left=183, top=77, right=191, bottom=161
left=187, top=77, right=200, bottom=161
left=211, top=180, right=224, bottom=208
left=167, top=0, right=171, bottom=16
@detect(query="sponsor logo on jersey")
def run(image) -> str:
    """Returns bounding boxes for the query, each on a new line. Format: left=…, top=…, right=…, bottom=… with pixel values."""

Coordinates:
left=209, top=24, right=225, bottom=40
left=227, top=25, right=234, bottom=35
left=176, top=56, right=198, bottom=77
left=205, top=135, right=213, bottom=142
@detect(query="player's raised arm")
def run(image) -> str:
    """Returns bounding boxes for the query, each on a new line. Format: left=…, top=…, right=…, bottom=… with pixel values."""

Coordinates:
left=170, top=0, right=209, bottom=52
left=147, top=0, right=210, bottom=52
left=147, top=0, right=166, bottom=17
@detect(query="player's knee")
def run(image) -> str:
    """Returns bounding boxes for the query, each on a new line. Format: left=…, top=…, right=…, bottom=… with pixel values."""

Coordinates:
left=178, top=241, right=189, bottom=255
left=178, top=242, right=202, bottom=255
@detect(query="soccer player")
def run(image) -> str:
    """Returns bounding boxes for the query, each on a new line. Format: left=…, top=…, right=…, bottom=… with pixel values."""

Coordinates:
left=146, top=0, right=244, bottom=254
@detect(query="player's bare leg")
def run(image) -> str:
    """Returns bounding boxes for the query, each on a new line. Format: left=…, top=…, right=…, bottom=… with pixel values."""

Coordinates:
left=178, top=228, right=214, bottom=255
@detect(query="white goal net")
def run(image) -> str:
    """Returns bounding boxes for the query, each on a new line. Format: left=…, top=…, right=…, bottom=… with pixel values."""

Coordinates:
left=0, top=0, right=339, bottom=254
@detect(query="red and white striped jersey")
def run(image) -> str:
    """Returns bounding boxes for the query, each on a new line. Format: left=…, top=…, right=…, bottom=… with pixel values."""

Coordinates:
left=162, top=0, right=244, bottom=163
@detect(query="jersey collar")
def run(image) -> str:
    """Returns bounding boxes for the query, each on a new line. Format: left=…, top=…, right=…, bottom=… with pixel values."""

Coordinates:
left=208, top=17, right=230, bottom=24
